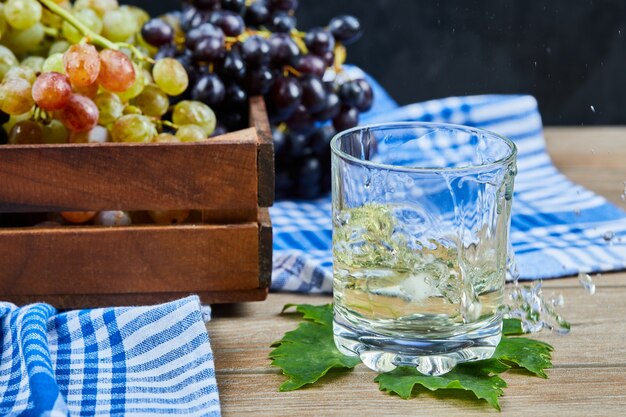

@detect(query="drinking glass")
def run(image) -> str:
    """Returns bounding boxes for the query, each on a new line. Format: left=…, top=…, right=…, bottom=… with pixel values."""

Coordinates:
left=331, top=122, right=517, bottom=376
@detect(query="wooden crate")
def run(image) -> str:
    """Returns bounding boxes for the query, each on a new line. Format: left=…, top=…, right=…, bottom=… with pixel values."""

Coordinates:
left=0, top=97, right=274, bottom=307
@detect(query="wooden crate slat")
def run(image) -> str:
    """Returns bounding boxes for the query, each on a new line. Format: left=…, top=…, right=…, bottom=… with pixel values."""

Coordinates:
left=0, top=223, right=261, bottom=296
left=249, top=96, right=275, bottom=208
left=0, top=129, right=258, bottom=213
left=0, top=289, right=269, bottom=308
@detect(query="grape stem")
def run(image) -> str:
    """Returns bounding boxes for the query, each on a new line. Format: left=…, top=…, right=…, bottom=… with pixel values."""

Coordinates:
left=37, top=0, right=154, bottom=63
left=160, top=120, right=179, bottom=130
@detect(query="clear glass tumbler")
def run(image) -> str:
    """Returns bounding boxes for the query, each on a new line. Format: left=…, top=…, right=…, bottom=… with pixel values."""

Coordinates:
left=331, top=122, right=517, bottom=376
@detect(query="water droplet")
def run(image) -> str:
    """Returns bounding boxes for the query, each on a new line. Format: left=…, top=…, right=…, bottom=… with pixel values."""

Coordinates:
left=590, top=105, right=596, bottom=113
left=505, top=280, right=571, bottom=334
left=549, top=293, right=565, bottom=308
left=603, top=231, right=615, bottom=244
left=591, top=148, right=596, bottom=155
left=578, top=272, right=596, bottom=295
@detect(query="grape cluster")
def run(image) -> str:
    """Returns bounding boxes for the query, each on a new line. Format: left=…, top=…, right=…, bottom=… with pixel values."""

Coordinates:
left=0, top=0, right=224, bottom=224
left=0, top=0, right=372, bottom=203
left=140, top=0, right=373, bottom=199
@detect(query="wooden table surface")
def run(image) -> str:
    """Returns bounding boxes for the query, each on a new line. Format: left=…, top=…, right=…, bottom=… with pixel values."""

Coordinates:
left=208, top=127, right=626, bottom=416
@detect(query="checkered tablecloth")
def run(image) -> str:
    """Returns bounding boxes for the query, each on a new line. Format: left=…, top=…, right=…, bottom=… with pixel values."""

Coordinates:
left=270, top=67, right=626, bottom=293
left=0, top=297, right=220, bottom=416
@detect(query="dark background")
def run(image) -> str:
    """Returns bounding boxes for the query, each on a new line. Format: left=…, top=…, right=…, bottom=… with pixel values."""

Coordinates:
left=130, top=0, right=626, bottom=125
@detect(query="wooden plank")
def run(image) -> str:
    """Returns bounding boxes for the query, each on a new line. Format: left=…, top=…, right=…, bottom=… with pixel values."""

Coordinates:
left=0, top=129, right=258, bottom=213
left=3, top=288, right=268, bottom=308
left=214, top=367, right=626, bottom=416
left=544, top=127, right=626, bottom=210
left=258, top=208, right=272, bottom=288
left=0, top=223, right=261, bottom=296
left=249, top=96, right=275, bottom=207
left=545, top=127, right=626, bottom=170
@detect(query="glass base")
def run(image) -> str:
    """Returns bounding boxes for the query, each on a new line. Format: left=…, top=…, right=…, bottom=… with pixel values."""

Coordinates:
left=333, top=315, right=502, bottom=376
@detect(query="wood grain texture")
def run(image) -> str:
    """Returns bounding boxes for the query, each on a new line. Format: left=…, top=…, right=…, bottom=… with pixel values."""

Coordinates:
left=258, top=208, right=272, bottom=288
left=249, top=96, right=275, bottom=207
left=3, top=288, right=268, bottom=308
left=0, top=130, right=258, bottom=213
left=0, top=224, right=260, bottom=297
left=208, top=127, right=626, bottom=415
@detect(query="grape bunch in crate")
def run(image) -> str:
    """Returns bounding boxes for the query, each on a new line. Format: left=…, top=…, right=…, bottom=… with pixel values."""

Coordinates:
left=0, top=0, right=373, bottom=200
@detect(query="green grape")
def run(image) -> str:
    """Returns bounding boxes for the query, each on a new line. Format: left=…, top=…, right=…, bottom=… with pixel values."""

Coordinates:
left=116, top=62, right=144, bottom=102
left=20, top=56, right=45, bottom=73
left=131, top=84, right=169, bottom=117
left=153, top=133, right=179, bottom=143
left=4, top=66, right=36, bottom=84
left=152, top=58, right=188, bottom=96
left=0, top=77, right=34, bottom=115
left=102, top=9, right=139, bottom=42
left=74, top=0, right=119, bottom=18
left=122, top=5, right=149, bottom=27
left=4, top=0, right=42, bottom=31
left=49, top=40, right=70, bottom=56
left=111, top=114, right=156, bottom=143
left=42, top=119, right=69, bottom=144
left=9, top=120, right=43, bottom=144
left=69, top=125, right=110, bottom=143
left=175, top=125, right=207, bottom=143
left=41, top=7, right=63, bottom=30
left=172, top=100, right=216, bottom=136
left=42, top=53, right=66, bottom=74
left=94, top=91, right=124, bottom=125
left=62, top=8, right=103, bottom=44
left=1, top=23, right=45, bottom=56
left=0, top=45, right=18, bottom=80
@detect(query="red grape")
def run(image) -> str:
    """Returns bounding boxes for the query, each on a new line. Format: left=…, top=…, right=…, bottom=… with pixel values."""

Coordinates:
left=98, top=49, right=136, bottom=93
left=58, top=94, right=99, bottom=133
left=63, top=44, right=101, bottom=88
left=31, top=72, right=72, bottom=111
left=71, top=81, right=99, bottom=99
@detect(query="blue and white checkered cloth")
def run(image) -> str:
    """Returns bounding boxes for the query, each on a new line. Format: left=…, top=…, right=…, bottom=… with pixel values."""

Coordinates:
left=0, top=296, right=220, bottom=416
left=271, top=67, right=626, bottom=293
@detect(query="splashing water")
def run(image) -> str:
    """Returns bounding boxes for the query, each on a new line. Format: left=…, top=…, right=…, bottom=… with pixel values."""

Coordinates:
left=578, top=272, right=596, bottom=295
left=603, top=231, right=615, bottom=244
left=504, top=280, right=571, bottom=335
left=590, top=105, right=596, bottom=113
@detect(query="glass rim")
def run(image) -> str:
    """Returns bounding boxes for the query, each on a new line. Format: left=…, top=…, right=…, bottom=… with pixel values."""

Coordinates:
left=330, top=121, right=518, bottom=173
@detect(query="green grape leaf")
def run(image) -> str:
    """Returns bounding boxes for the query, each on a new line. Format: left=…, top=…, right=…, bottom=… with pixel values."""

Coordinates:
left=269, top=304, right=361, bottom=391
left=494, top=335, right=554, bottom=378
left=375, top=364, right=508, bottom=410
left=502, top=318, right=525, bottom=335
left=271, top=304, right=555, bottom=411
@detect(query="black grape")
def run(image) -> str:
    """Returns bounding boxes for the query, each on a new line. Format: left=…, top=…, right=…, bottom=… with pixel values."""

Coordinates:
left=299, top=75, right=327, bottom=114
left=241, top=35, right=271, bottom=66
left=141, top=19, right=174, bottom=47
left=192, top=73, right=226, bottom=106
left=268, top=33, right=300, bottom=67
left=244, top=1, right=270, bottom=26
left=304, top=28, right=335, bottom=56
left=328, top=15, right=362, bottom=44
left=333, top=106, right=359, bottom=131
